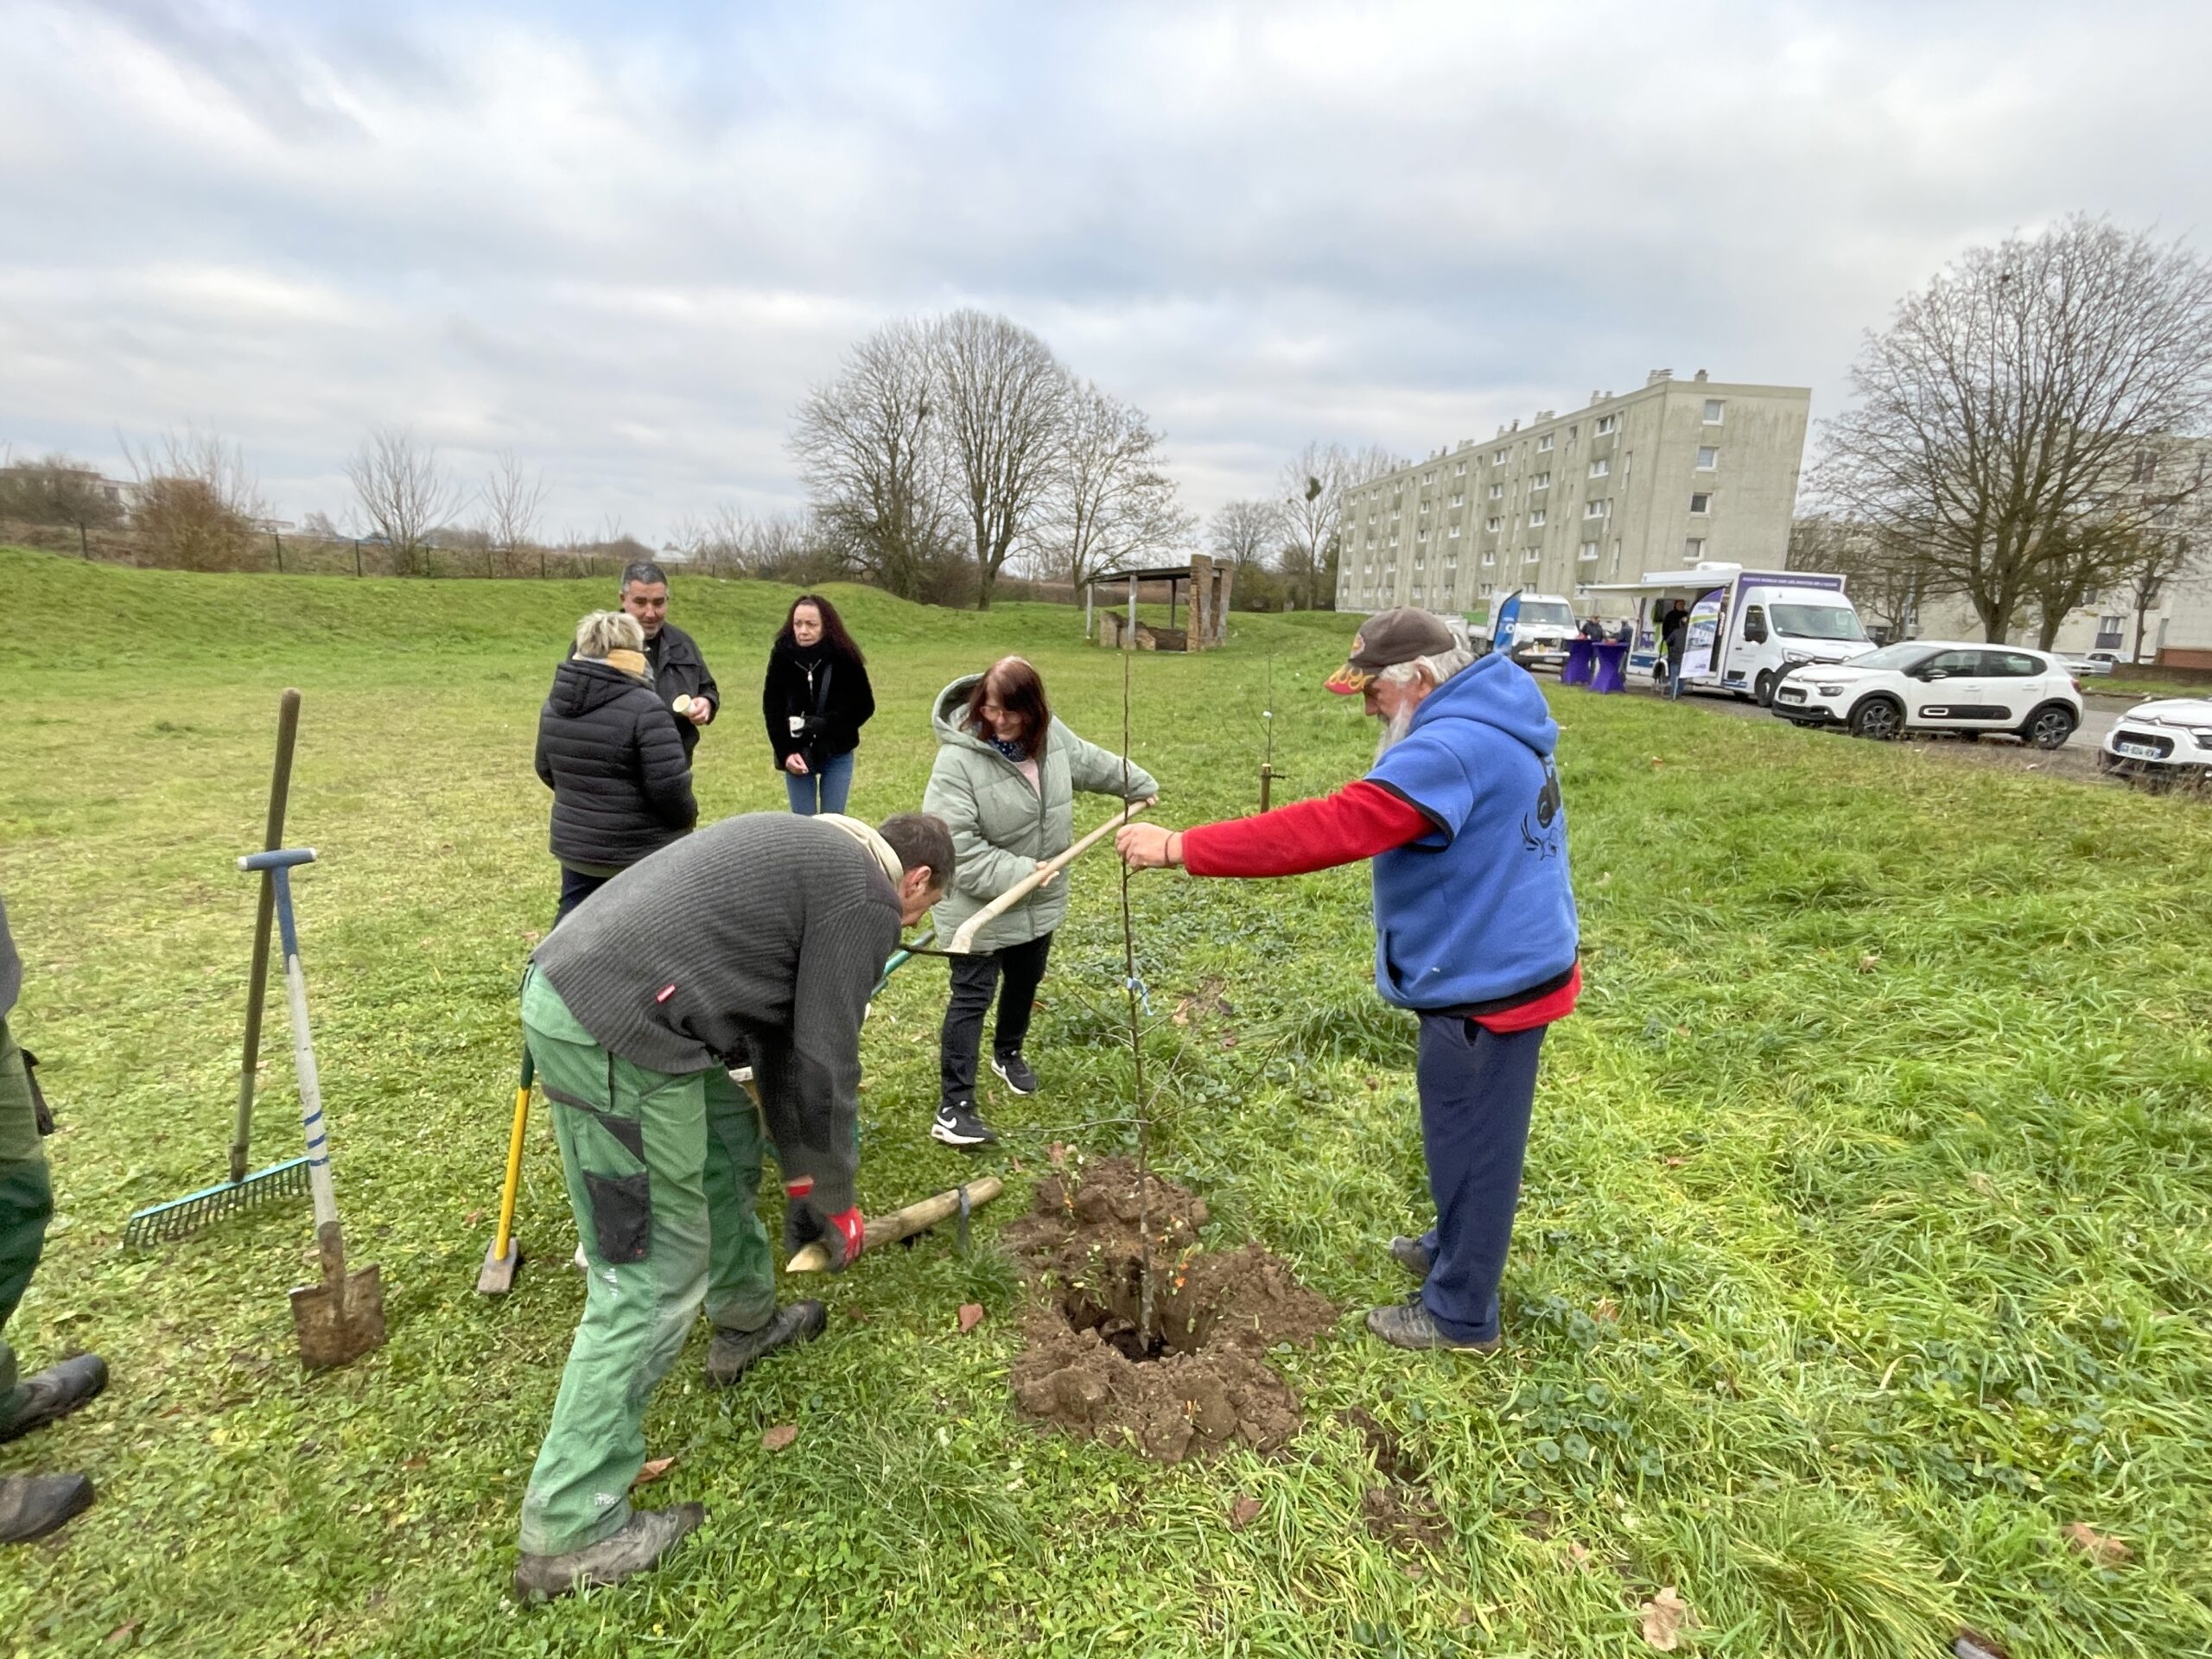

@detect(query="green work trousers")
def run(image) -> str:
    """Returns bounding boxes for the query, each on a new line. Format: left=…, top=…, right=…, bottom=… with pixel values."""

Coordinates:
left=0, top=1015, right=55, bottom=1427
left=517, top=969, right=777, bottom=1557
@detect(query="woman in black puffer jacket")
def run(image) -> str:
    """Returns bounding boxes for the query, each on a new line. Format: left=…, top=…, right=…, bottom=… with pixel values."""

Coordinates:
left=535, top=609, right=698, bottom=922
left=761, top=593, right=874, bottom=816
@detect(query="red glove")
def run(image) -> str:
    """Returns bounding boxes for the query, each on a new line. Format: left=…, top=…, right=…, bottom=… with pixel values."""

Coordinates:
left=782, top=1179, right=865, bottom=1271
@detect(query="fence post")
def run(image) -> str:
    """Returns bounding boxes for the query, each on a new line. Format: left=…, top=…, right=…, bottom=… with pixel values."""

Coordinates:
left=539, top=547, right=547, bottom=581
left=353, top=540, right=362, bottom=578
left=79, top=523, right=89, bottom=560
left=273, top=531, right=283, bottom=573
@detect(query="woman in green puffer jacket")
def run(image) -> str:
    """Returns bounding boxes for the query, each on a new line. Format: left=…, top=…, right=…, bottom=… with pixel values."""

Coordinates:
left=921, top=658, right=1157, bottom=1147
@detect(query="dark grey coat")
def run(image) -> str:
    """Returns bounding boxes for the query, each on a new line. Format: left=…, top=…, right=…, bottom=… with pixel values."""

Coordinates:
left=534, top=658, right=698, bottom=871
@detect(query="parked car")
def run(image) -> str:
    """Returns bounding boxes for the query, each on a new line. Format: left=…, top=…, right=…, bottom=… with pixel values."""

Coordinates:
left=1771, top=642, right=2082, bottom=748
left=2097, top=696, right=2212, bottom=780
left=2063, top=650, right=2120, bottom=677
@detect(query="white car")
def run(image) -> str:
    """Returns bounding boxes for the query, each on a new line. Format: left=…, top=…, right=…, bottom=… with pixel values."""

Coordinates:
left=2063, top=650, right=2120, bottom=677
left=1771, top=642, right=2082, bottom=749
left=2098, top=697, right=2212, bottom=780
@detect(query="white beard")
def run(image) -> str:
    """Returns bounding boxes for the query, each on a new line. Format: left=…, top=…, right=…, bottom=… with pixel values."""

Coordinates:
left=1375, top=702, right=1417, bottom=760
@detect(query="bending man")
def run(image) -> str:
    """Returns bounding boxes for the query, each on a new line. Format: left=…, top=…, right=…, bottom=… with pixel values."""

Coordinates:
left=1118, top=609, right=1579, bottom=1354
left=512, top=810, right=952, bottom=1600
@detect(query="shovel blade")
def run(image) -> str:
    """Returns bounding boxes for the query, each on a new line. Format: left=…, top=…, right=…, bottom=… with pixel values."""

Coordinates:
left=289, top=1263, right=387, bottom=1368
left=475, top=1237, right=521, bottom=1296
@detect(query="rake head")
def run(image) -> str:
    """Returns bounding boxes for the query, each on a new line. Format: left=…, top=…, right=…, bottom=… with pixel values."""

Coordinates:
left=123, top=1157, right=311, bottom=1248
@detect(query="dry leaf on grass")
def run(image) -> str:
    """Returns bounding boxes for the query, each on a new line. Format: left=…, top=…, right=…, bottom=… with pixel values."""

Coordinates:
left=1859, top=953, right=1881, bottom=972
left=463, top=1209, right=484, bottom=1227
left=1227, top=1496, right=1262, bottom=1531
left=105, top=1622, right=141, bottom=1646
left=1047, top=1141, right=1066, bottom=1167
left=1639, top=1586, right=1698, bottom=1651
left=2062, top=1522, right=2130, bottom=1567
left=1953, top=1630, right=2012, bottom=1659
left=632, top=1456, right=676, bottom=1487
left=760, top=1424, right=798, bottom=1452
left=1565, top=1541, right=1596, bottom=1573
left=957, top=1303, right=986, bottom=1335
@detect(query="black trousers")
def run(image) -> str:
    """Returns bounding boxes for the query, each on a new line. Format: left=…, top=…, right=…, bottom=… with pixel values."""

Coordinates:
left=554, top=867, right=613, bottom=926
left=939, top=931, right=1053, bottom=1107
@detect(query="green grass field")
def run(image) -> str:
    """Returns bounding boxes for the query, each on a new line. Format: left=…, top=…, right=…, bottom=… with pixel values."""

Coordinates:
left=2, top=544, right=2209, bottom=1658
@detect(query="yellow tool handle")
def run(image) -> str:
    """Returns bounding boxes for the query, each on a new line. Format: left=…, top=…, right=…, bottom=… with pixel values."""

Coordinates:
left=492, top=1060, right=531, bottom=1261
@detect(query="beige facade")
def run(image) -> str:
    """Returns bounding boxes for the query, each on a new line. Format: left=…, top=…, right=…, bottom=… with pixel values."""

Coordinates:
left=1338, top=370, right=1811, bottom=619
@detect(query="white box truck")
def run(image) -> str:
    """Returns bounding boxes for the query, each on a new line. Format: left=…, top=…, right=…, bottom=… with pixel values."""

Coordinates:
left=1581, top=563, right=1871, bottom=705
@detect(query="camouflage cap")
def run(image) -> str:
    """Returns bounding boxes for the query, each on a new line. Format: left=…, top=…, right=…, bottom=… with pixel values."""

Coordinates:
left=1325, top=607, right=1458, bottom=695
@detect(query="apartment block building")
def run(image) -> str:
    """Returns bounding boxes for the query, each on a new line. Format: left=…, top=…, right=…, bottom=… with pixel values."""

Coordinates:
left=1338, top=370, right=1812, bottom=618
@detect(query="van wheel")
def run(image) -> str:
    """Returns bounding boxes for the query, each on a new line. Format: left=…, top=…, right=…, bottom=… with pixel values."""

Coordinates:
left=1754, top=671, right=1777, bottom=708
left=2021, top=704, right=2077, bottom=750
left=1847, top=696, right=1904, bottom=741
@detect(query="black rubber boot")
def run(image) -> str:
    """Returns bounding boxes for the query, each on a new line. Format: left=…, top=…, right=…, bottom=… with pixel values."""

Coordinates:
left=0, top=1354, right=106, bottom=1443
left=705, top=1300, right=825, bottom=1389
left=0, top=1473, right=93, bottom=1542
left=512, top=1503, right=705, bottom=1602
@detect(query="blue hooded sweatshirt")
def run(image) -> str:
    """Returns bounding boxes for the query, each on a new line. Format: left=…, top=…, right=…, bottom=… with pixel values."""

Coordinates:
left=1364, top=653, right=1579, bottom=1012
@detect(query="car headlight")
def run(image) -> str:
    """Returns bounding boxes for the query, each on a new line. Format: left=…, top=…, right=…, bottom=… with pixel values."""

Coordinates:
left=2193, top=729, right=2212, bottom=751
left=1815, top=684, right=1844, bottom=696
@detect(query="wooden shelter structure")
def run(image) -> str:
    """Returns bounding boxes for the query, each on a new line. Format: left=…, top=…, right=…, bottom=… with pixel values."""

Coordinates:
left=1085, top=556, right=1234, bottom=652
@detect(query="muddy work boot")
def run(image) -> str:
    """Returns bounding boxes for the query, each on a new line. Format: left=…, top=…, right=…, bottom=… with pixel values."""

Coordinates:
left=1365, top=1300, right=1501, bottom=1355
left=705, top=1300, right=825, bottom=1389
left=1386, top=1236, right=1434, bottom=1281
left=513, top=1503, right=706, bottom=1602
left=0, top=1473, right=94, bottom=1542
left=0, top=1354, right=107, bottom=1444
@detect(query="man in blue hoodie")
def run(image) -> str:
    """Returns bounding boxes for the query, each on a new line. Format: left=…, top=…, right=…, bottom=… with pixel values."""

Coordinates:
left=1118, top=609, right=1580, bottom=1352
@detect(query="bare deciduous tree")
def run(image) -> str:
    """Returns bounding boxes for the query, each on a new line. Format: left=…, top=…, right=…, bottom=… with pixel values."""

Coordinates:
left=480, top=448, right=548, bottom=574
left=121, top=427, right=266, bottom=571
left=1277, top=442, right=1402, bottom=611
left=0, top=452, right=125, bottom=531
left=791, top=319, right=957, bottom=602
left=1815, top=216, right=2212, bottom=644
left=928, top=309, right=1071, bottom=609
left=1789, top=513, right=1929, bottom=640
left=1042, top=382, right=1193, bottom=588
left=1209, top=498, right=1282, bottom=571
left=346, top=424, right=464, bottom=575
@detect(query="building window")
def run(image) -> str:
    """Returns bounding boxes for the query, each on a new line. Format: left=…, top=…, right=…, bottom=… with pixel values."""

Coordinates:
left=1417, top=527, right=1429, bottom=542
left=1703, top=399, right=1725, bottom=424
left=1595, top=414, right=1617, bottom=435
left=1684, top=537, right=1706, bottom=562
left=1488, top=483, right=1503, bottom=499
left=1523, top=548, right=1541, bottom=564
left=1449, top=523, right=1462, bottom=538
left=1482, top=551, right=1496, bottom=566
left=1480, top=582, right=1494, bottom=596
left=1585, top=499, right=1609, bottom=518
left=1491, top=448, right=1509, bottom=466
left=1610, top=539, right=1622, bottom=576
left=1529, top=509, right=1546, bottom=527
left=1580, top=540, right=1599, bottom=562
left=1689, top=493, right=1711, bottom=514
left=1696, top=447, right=1719, bottom=470
left=1454, top=460, right=1468, bottom=476
left=1588, top=458, right=1609, bottom=478
left=1450, top=492, right=1465, bottom=507
left=1532, top=472, right=1551, bottom=490
left=1486, top=516, right=1502, bottom=532
left=1537, top=434, right=1554, bottom=452
left=1566, top=425, right=1578, bottom=443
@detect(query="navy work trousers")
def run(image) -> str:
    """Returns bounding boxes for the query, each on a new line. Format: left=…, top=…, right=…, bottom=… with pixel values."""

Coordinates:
left=1412, top=1014, right=1547, bottom=1344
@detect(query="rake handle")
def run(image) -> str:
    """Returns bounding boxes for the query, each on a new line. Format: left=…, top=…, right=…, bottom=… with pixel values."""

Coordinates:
left=232, top=690, right=302, bottom=1185
left=946, top=802, right=1152, bottom=954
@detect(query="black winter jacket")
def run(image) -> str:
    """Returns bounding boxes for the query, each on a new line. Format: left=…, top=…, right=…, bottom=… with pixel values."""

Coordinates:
left=761, top=643, right=875, bottom=772
left=534, top=659, right=698, bottom=870
left=645, top=622, right=720, bottom=759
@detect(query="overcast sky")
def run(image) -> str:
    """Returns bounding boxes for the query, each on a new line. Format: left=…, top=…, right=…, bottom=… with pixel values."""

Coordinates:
left=3, top=0, right=2207, bottom=542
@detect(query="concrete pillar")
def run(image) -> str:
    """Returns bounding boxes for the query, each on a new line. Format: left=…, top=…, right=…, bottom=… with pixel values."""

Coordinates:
left=1212, top=562, right=1234, bottom=643
left=1189, top=555, right=1213, bottom=650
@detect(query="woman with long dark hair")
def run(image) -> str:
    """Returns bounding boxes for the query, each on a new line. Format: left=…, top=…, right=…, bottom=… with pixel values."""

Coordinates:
left=761, top=594, right=874, bottom=816
left=919, top=656, right=1157, bottom=1147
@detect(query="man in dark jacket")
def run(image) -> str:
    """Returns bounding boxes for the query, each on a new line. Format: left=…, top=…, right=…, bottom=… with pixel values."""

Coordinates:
left=536, top=610, right=698, bottom=922
left=512, top=810, right=954, bottom=1602
left=1661, top=601, right=1690, bottom=699
left=620, top=561, right=720, bottom=760
left=0, top=895, right=109, bottom=1544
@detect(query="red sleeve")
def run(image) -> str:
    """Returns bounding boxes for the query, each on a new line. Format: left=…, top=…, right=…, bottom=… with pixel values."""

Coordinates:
left=1180, top=780, right=1432, bottom=878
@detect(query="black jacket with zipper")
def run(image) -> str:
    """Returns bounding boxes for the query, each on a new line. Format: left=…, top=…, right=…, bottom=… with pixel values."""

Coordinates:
left=645, top=621, right=719, bottom=760
left=761, top=642, right=875, bottom=772
left=534, top=658, right=698, bottom=870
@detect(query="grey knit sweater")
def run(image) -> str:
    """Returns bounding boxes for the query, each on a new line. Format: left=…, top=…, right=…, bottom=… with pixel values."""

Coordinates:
left=531, top=814, right=900, bottom=1211
left=0, top=895, right=18, bottom=1020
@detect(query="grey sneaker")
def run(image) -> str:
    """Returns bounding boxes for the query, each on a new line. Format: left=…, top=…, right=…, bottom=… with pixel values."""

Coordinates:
left=0, top=1354, right=106, bottom=1444
left=1364, top=1300, right=1501, bottom=1354
left=990, top=1051, right=1038, bottom=1096
left=513, top=1503, right=706, bottom=1602
left=931, top=1099, right=998, bottom=1147
left=1387, top=1236, right=1434, bottom=1280
left=706, top=1300, right=826, bottom=1389
left=0, top=1474, right=94, bottom=1543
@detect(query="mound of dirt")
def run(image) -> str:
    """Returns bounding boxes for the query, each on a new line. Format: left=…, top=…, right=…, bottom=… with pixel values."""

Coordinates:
left=1007, top=1158, right=1335, bottom=1464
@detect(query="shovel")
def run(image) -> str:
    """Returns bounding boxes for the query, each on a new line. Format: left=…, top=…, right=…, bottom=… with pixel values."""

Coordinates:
left=240, top=848, right=386, bottom=1368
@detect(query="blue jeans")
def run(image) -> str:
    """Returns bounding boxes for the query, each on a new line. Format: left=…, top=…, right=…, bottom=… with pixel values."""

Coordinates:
left=1665, top=652, right=1686, bottom=699
left=784, top=749, right=855, bottom=816
left=1412, top=1015, right=1548, bottom=1344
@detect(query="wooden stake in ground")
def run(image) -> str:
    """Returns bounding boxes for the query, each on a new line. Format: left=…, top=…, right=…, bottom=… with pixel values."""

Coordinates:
left=785, top=1177, right=1005, bottom=1273
left=1118, top=647, right=1156, bottom=1338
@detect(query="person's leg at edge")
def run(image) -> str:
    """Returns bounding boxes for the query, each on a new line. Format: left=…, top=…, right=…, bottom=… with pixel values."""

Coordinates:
left=815, top=750, right=855, bottom=817
left=1414, top=1016, right=1546, bottom=1345
left=517, top=976, right=711, bottom=1560
left=989, top=931, right=1053, bottom=1062
left=939, top=952, right=1001, bottom=1107
left=0, top=1015, right=54, bottom=1431
left=553, top=868, right=610, bottom=927
left=784, top=770, right=820, bottom=815
left=700, top=1069, right=774, bottom=1337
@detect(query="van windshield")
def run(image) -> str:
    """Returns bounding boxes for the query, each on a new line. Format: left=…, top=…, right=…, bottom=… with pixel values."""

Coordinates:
left=1771, top=603, right=1867, bottom=642
left=1517, top=601, right=1575, bottom=630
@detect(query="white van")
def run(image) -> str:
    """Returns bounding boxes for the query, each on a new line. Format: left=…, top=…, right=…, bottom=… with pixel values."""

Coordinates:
left=1481, top=590, right=1579, bottom=671
left=1582, top=564, right=1871, bottom=704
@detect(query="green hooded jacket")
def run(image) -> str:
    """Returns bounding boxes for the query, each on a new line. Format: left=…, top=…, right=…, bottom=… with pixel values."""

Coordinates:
left=921, top=675, right=1159, bottom=953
